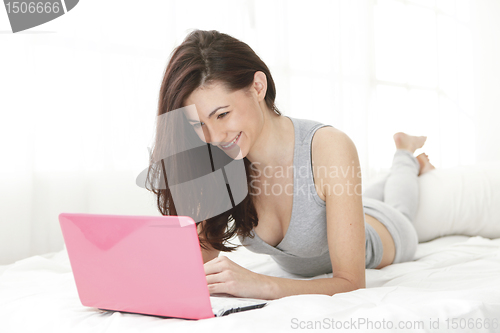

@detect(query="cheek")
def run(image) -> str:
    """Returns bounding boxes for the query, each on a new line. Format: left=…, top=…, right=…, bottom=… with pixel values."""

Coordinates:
left=238, top=132, right=247, bottom=152
left=192, top=127, right=207, bottom=142
left=202, top=129, right=212, bottom=142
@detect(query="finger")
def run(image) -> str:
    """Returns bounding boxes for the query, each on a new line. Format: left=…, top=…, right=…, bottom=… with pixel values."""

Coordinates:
left=206, top=271, right=226, bottom=284
left=207, top=282, right=225, bottom=295
left=204, top=260, right=223, bottom=276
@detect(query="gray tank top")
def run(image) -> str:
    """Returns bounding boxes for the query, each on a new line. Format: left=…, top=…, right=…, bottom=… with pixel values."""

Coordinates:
left=237, top=116, right=382, bottom=277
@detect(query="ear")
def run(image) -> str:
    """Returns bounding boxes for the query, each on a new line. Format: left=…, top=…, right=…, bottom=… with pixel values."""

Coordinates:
left=252, top=71, right=267, bottom=102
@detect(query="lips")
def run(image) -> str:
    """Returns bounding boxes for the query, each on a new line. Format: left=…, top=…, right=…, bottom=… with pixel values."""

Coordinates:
left=220, top=131, right=242, bottom=150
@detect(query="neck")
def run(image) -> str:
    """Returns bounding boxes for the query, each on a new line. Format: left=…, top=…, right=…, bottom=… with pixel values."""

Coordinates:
left=245, top=107, right=293, bottom=174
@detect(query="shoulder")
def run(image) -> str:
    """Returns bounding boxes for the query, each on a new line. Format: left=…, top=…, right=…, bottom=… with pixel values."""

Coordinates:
left=312, top=126, right=358, bottom=165
left=311, top=126, right=361, bottom=199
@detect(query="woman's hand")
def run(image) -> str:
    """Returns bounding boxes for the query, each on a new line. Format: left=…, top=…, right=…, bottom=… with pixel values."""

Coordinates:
left=204, top=256, right=274, bottom=299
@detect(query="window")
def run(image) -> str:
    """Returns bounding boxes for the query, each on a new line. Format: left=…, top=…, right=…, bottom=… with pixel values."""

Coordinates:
left=370, top=0, right=475, bottom=173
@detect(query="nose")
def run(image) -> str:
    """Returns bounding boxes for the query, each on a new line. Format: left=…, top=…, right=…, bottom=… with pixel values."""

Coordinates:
left=201, top=126, right=225, bottom=146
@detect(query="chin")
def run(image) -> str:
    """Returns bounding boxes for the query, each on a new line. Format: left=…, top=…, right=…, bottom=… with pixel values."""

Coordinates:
left=233, top=149, right=245, bottom=160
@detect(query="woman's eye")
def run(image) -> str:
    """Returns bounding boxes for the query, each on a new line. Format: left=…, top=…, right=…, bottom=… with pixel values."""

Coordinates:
left=217, top=112, right=229, bottom=119
left=193, top=112, right=228, bottom=128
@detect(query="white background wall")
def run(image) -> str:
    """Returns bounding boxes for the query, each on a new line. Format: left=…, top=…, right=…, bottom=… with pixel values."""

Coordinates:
left=1, top=0, right=499, bottom=265
left=471, top=0, right=500, bottom=163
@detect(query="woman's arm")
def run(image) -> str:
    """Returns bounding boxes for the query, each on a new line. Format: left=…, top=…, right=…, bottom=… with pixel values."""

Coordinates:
left=205, top=256, right=360, bottom=300
left=263, top=275, right=360, bottom=299
left=205, top=128, right=366, bottom=300
left=311, top=127, right=367, bottom=290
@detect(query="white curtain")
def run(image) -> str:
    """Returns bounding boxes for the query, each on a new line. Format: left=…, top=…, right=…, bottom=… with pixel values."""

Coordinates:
left=0, top=0, right=482, bottom=264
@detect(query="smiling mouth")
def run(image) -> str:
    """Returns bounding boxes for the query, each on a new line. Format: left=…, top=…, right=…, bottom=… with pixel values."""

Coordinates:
left=220, top=132, right=242, bottom=149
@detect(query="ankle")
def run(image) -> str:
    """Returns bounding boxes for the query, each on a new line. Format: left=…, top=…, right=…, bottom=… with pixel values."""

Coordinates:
left=396, top=147, right=415, bottom=154
left=394, top=140, right=417, bottom=154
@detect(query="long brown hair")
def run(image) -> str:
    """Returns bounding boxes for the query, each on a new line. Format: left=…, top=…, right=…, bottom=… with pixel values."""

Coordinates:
left=146, top=29, right=281, bottom=252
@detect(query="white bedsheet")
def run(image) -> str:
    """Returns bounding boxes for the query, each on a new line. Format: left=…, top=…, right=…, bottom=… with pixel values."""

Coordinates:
left=1, top=235, right=500, bottom=333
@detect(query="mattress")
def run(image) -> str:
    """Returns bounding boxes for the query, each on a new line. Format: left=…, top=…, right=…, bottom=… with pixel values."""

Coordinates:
left=1, top=235, right=500, bottom=333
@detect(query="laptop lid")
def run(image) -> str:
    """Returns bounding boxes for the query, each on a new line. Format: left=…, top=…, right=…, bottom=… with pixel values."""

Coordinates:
left=59, top=213, right=214, bottom=320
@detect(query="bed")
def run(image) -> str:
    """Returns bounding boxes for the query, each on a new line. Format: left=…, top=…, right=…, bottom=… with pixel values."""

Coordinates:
left=2, top=164, right=500, bottom=333
left=1, top=234, right=500, bottom=333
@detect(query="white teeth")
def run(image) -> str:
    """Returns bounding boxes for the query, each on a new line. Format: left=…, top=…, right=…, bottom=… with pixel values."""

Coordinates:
left=221, top=132, right=240, bottom=148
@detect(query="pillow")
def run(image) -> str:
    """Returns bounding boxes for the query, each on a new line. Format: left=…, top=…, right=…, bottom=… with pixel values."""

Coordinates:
left=413, top=162, right=500, bottom=242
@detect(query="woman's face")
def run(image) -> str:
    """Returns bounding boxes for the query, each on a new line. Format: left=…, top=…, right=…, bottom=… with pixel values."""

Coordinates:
left=184, top=80, right=265, bottom=160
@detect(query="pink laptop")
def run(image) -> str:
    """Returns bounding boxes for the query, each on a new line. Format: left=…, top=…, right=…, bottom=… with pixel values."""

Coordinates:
left=59, top=213, right=268, bottom=319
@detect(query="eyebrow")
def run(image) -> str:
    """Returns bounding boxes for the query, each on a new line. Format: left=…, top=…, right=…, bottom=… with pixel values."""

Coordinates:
left=187, top=105, right=229, bottom=123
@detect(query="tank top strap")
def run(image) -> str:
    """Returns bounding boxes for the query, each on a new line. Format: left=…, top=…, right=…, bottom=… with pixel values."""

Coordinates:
left=286, top=115, right=328, bottom=146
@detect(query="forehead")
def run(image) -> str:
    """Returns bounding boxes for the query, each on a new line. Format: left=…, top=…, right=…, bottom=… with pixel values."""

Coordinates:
left=185, top=83, right=229, bottom=106
left=181, top=104, right=199, bottom=121
left=184, top=83, right=239, bottom=120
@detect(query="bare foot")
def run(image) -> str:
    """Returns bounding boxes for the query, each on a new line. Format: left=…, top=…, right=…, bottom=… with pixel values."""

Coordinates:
left=393, top=132, right=427, bottom=154
left=416, top=153, right=436, bottom=176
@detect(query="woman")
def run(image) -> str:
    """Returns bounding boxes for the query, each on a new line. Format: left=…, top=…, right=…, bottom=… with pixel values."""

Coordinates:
left=147, top=29, right=435, bottom=300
